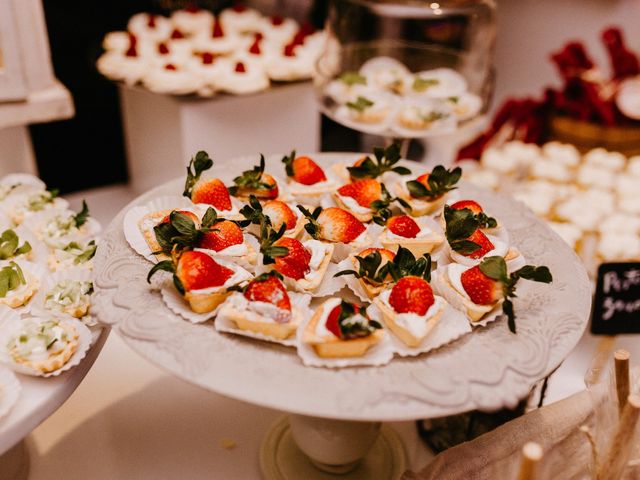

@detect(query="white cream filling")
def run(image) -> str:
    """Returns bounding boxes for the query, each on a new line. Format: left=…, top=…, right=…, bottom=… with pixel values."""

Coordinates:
left=447, top=263, right=472, bottom=301
left=9, top=320, right=69, bottom=363
left=302, top=239, right=330, bottom=282
left=225, top=292, right=291, bottom=324
left=195, top=241, right=248, bottom=256
left=336, top=193, right=372, bottom=214
left=288, top=177, right=335, bottom=195
left=379, top=289, right=444, bottom=338
left=385, top=222, right=437, bottom=241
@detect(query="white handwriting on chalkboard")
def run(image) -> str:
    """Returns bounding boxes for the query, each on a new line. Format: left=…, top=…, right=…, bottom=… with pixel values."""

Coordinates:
left=603, top=269, right=640, bottom=294
left=602, top=296, right=640, bottom=321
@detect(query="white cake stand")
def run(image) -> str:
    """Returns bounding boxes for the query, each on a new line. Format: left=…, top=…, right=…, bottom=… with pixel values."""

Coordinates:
left=92, top=153, right=591, bottom=478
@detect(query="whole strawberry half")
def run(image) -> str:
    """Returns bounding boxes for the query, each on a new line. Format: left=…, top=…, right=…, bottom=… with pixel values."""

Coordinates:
left=388, top=276, right=435, bottom=315
left=358, top=247, right=395, bottom=262
left=147, top=250, right=234, bottom=295
left=337, top=179, right=382, bottom=208
left=230, top=155, right=279, bottom=199
left=449, top=200, right=497, bottom=229
left=199, top=220, right=244, bottom=251
left=183, top=151, right=233, bottom=211
left=465, top=229, right=495, bottom=259
left=243, top=272, right=291, bottom=312
left=406, top=165, right=461, bottom=200
left=298, top=206, right=366, bottom=243
left=387, top=215, right=420, bottom=238
left=325, top=300, right=381, bottom=339
left=273, top=237, right=311, bottom=280
left=282, top=151, right=327, bottom=185
left=263, top=200, right=297, bottom=231
left=460, top=256, right=553, bottom=333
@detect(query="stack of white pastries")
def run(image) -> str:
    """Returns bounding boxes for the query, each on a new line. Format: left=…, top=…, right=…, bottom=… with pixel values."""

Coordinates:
left=0, top=173, right=100, bottom=415
left=130, top=148, right=552, bottom=368
left=460, top=141, right=640, bottom=269
left=97, top=6, right=325, bottom=96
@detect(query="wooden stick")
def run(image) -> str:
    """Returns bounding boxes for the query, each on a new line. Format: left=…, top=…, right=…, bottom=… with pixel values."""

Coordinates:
left=598, top=395, right=640, bottom=480
left=614, top=349, right=630, bottom=416
left=517, top=442, right=543, bottom=480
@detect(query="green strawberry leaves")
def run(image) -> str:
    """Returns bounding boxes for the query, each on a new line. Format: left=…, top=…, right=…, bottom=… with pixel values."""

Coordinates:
left=183, top=151, right=214, bottom=198
left=282, top=150, right=296, bottom=178
left=0, top=229, right=31, bottom=260
left=259, top=221, right=288, bottom=265
left=371, top=183, right=412, bottom=226
left=297, top=205, right=322, bottom=239
left=153, top=208, right=226, bottom=254
left=386, top=247, right=432, bottom=283
left=239, top=195, right=267, bottom=227
left=406, top=165, right=461, bottom=200
left=73, top=200, right=90, bottom=228
left=444, top=205, right=480, bottom=254
left=0, top=262, right=26, bottom=298
left=347, top=143, right=411, bottom=180
left=146, top=259, right=185, bottom=295
left=335, top=300, right=382, bottom=339
left=229, top=155, right=273, bottom=194
left=477, top=256, right=553, bottom=334
left=334, top=249, right=389, bottom=285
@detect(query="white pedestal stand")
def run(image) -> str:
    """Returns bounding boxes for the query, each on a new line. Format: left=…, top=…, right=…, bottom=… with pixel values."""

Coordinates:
left=119, top=83, right=320, bottom=194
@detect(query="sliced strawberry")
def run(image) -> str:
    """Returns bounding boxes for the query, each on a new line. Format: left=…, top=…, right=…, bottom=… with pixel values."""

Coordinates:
left=273, top=237, right=311, bottom=280
left=465, top=230, right=494, bottom=259
left=460, top=265, right=502, bottom=305
left=337, top=179, right=382, bottom=208
left=249, top=37, right=261, bottom=55
left=202, top=52, right=215, bottom=65
left=165, top=64, right=177, bottom=71
left=244, top=274, right=291, bottom=311
left=271, top=15, right=284, bottom=26
left=450, top=200, right=483, bottom=214
left=388, top=276, right=434, bottom=315
left=176, top=251, right=233, bottom=290
left=158, top=42, right=170, bottom=55
left=317, top=207, right=366, bottom=243
left=171, top=28, right=185, bottom=39
left=325, top=302, right=365, bottom=339
left=192, top=178, right=232, bottom=211
left=263, top=201, right=297, bottom=231
left=387, top=215, right=420, bottom=238
left=283, top=43, right=297, bottom=57
left=199, top=220, right=244, bottom=251
left=282, top=153, right=327, bottom=185
left=231, top=156, right=279, bottom=199
left=147, top=14, right=157, bottom=28
left=235, top=61, right=246, bottom=73
left=259, top=174, right=279, bottom=199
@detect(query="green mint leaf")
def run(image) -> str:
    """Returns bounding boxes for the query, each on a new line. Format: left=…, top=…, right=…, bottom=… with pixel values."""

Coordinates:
left=392, top=166, right=412, bottom=176
left=339, top=71, right=366, bottom=86
left=73, top=201, right=90, bottom=228
left=413, top=77, right=439, bottom=92
left=346, top=96, right=374, bottom=112
left=282, top=150, right=296, bottom=178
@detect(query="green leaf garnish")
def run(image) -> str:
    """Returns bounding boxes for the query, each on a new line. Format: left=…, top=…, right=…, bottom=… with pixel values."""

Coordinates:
left=0, top=229, right=31, bottom=260
left=406, top=165, right=461, bottom=200
left=0, top=262, right=26, bottom=298
left=281, top=150, right=297, bottom=178
left=385, top=247, right=432, bottom=283
left=335, top=300, right=380, bottom=340
left=183, top=151, right=214, bottom=199
left=73, top=200, right=90, bottom=228
left=334, top=250, right=390, bottom=285
left=412, top=77, right=439, bottom=92
left=230, top=155, right=274, bottom=194
left=346, top=96, right=374, bottom=112
left=347, top=143, right=411, bottom=180
left=339, top=71, right=367, bottom=87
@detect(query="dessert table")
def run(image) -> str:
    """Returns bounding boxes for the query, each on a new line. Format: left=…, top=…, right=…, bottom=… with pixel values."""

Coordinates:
left=91, top=153, right=591, bottom=478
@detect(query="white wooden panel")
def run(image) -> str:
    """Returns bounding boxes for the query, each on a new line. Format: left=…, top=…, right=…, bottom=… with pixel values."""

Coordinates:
left=0, top=0, right=27, bottom=101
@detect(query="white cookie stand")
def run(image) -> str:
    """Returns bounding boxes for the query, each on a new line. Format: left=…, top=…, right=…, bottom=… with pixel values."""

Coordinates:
left=0, top=327, right=108, bottom=480
left=93, top=153, right=591, bottom=479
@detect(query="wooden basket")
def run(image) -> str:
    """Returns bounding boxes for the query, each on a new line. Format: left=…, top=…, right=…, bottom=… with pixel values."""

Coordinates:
left=550, top=115, right=640, bottom=156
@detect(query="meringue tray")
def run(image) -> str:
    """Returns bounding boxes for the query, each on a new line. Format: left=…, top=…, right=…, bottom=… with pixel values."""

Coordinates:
left=93, top=153, right=591, bottom=421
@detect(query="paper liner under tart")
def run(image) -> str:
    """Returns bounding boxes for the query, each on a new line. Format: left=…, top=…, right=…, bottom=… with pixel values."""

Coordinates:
left=215, top=292, right=312, bottom=346
left=299, top=300, right=389, bottom=364
left=0, top=309, right=92, bottom=377
left=0, top=365, right=20, bottom=420
left=430, top=267, right=504, bottom=325
left=122, top=195, right=197, bottom=263
left=368, top=299, right=472, bottom=357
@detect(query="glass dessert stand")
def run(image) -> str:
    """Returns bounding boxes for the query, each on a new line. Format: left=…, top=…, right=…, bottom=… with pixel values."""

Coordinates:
left=92, top=153, right=591, bottom=479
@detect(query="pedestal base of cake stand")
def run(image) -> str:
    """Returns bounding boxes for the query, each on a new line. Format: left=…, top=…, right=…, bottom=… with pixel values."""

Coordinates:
left=0, top=441, right=29, bottom=480
left=259, top=415, right=406, bottom=479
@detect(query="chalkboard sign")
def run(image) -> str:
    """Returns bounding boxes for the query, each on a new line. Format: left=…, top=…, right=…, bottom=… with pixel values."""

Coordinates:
left=591, top=262, right=640, bottom=335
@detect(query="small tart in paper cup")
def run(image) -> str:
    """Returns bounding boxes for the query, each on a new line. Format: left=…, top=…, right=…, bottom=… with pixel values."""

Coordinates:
left=22, top=208, right=101, bottom=249
left=123, top=195, right=198, bottom=263
left=48, top=238, right=97, bottom=272
left=0, top=310, right=91, bottom=377
left=194, top=195, right=245, bottom=221
left=215, top=292, right=312, bottom=346
left=368, top=298, right=471, bottom=357
left=2, top=192, right=69, bottom=226
left=196, top=234, right=259, bottom=272
left=336, top=258, right=391, bottom=302
left=0, top=260, right=46, bottom=313
left=31, top=267, right=95, bottom=326
left=431, top=265, right=504, bottom=325
left=161, top=282, right=218, bottom=324
left=296, top=299, right=394, bottom=368
left=12, top=226, right=49, bottom=267
left=0, top=365, right=20, bottom=419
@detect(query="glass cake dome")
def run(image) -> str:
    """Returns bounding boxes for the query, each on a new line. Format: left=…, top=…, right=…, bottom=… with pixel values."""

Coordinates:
left=316, top=0, right=496, bottom=139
